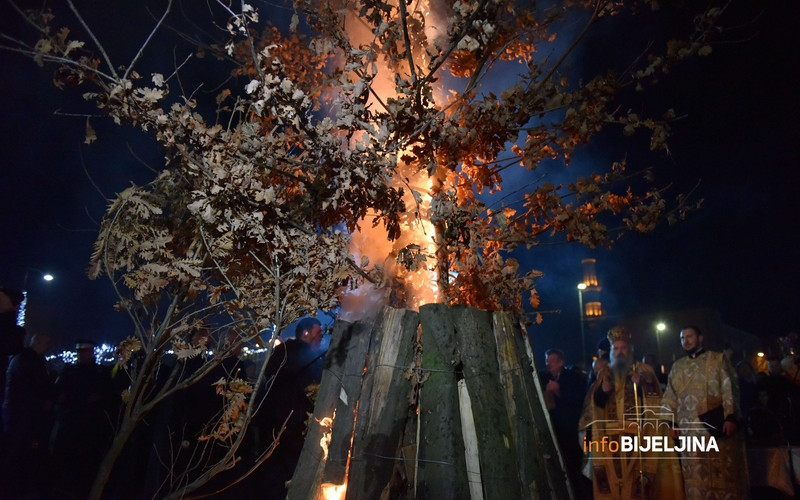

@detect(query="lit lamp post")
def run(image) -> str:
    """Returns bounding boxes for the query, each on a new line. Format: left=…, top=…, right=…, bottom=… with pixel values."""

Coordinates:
left=754, top=351, right=767, bottom=374
left=17, top=268, right=54, bottom=327
left=578, top=283, right=587, bottom=363
left=655, top=322, right=666, bottom=373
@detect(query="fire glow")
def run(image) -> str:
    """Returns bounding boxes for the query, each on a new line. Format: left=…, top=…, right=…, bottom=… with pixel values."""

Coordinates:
left=320, top=2, right=444, bottom=497
left=320, top=482, right=347, bottom=500
left=317, top=410, right=347, bottom=499
left=342, top=0, right=444, bottom=317
left=317, top=410, right=335, bottom=461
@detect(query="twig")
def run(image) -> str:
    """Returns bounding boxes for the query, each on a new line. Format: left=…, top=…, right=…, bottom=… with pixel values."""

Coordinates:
left=79, top=148, right=107, bottom=200
left=67, top=0, right=119, bottom=80
left=522, top=0, right=608, bottom=108
left=397, top=0, right=418, bottom=84
left=0, top=44, right=117, bottom=83
left=124, top=0, right=173, bottom=81
left=241, top=0, right=266, bottom=82
left=125, top=142, right=159, bottom=174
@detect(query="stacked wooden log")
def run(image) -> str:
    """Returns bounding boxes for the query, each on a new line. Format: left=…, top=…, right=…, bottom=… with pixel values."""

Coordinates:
left=288, top=304, right=571, bottom=500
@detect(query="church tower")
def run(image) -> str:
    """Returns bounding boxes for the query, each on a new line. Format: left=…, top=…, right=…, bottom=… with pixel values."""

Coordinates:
left=580, top=258, right=603, bottom=319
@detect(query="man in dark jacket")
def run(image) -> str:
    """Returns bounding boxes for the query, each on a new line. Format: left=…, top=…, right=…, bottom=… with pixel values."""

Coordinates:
left=51, top=339, right=119, bottom=498
left=2, top=333, right=55, bottom=497
left=540, top=348, right=587, bottom=497
left=256, top=317, right=325, bottom=497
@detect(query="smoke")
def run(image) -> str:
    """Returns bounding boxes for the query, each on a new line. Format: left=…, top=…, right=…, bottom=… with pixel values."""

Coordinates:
left=337, top=285, right=387, bottom=323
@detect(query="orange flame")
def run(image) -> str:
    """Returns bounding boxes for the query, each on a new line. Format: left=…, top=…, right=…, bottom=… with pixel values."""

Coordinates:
left=320, top=482, right=347, bottom=500
left=317, top=411, right=347, bottom=498
left=317, top=410, right=335, bottom=461
left=341, top=0, right=445, bottom=318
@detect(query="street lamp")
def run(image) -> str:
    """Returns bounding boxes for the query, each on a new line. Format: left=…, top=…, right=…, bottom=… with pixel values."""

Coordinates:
left=16, top=269, right=54, bottom=327
left=578, top=283, right=587, bottom=363
left=655, top=322, right=666, bottom=373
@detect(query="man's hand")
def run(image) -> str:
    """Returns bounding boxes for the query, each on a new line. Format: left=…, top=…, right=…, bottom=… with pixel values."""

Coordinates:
left=545, top=379, right=560, bottom=396
left=597, top=368, right=614, bottom=392
left=722, top=420, right=737, bottom=436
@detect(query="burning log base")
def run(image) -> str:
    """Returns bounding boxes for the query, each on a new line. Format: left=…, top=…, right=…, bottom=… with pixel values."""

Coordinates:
left=288, top=305, right=571, bottom=499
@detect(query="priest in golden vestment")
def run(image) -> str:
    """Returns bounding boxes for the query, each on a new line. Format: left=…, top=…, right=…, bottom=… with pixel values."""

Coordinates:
left=580, top=326, right=684, bottom=500
left=661, top=326, right=749, bottom=500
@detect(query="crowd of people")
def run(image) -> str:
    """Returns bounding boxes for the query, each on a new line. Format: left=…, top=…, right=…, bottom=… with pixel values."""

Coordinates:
left=0, top=286, right=327, bottom=499
left=1, top=296, right=122, bottom=499
left=4, top=279, right=800, bottom=499
left=541, top=324, right=800, bottom=500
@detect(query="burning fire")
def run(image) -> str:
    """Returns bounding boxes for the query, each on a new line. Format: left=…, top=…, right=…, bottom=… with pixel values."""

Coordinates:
left=321, top=4, right=446, bottom=497
left=317, top=410, right=335, bottom=461
left=317, top=410, right=347, bottom=499
left=341, top=0, right=445, bottom=318
left=320, top=482, right=347, bottom=500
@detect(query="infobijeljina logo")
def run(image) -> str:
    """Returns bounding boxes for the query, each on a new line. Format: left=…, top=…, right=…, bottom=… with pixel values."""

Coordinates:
left=583, top=405, right=721, bottom=454
left=583, top=434, right=720, bottom=453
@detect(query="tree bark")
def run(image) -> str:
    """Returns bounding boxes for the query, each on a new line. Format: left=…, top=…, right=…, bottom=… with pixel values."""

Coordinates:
left=452, top=305, right=522, bottom=500
left=519, top=323, right=574, bottom=499
left=417, top=303, right=468, bottom=499
left=89, top=411, right=139, bottom=500
left=323, top=319, right=374, bottom=485
left=346, top=306, right=419, bottom=499
left=493, top=311, right=572, bottom=498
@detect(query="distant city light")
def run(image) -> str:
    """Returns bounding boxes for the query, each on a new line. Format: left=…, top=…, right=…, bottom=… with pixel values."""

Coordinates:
left=42, top=324, right=296, bottom=371
left=15, top=291, right=27, bottom=327
left=16, top=270, right=55, bottom=327
left=47, top=343, right=272, bottom=367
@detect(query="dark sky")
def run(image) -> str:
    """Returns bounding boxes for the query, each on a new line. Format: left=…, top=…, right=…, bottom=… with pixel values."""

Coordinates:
left=529, top=0, right=800, bottom=359
left=605, top=0, right=800, bottom=337
left=1, top=1, right=798, bottom=353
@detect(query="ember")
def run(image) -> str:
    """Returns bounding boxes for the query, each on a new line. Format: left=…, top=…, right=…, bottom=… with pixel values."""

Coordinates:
left=317, top=411, right=335, bottom=461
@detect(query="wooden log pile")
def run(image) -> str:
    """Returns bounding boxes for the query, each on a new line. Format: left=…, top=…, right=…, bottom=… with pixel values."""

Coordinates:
left=287, top=304, right=571, bottom=500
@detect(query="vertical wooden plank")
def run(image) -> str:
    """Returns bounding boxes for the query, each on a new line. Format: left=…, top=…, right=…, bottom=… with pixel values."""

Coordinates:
left=516, top=322, right=573, bottom=499
left=451, top=305, right=522, bottom=500
left=287, top=318, right=372, bottom=499
left=417, top=304, right=468, bottom=499
left=493, top=312, right=571, bottom=499
left=322, top=320, right=375, bottom=485
left=492, top=311, right=536, bottom=494
left=346, top=307, right=419, bottom=500
left=458, top=378, right=484, bottom=500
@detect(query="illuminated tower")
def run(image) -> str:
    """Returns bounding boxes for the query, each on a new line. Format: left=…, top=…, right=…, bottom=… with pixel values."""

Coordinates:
left=580, top=258, right=603, bottom=320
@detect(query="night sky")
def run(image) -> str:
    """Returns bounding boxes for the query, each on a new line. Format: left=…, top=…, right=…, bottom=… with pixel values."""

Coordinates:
left=1, top=1, right=798, bottom=354
left=529, top=0, right=800, bottom=359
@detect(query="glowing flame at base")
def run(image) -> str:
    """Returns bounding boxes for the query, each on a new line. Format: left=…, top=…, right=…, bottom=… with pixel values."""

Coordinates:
left=317, top=411, right=347, bottom=499
left=320, top=482, right=347, bottom=500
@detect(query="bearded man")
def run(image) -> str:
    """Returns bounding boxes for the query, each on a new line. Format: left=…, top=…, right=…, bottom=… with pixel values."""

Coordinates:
left=661, top=326, right=749, bottom=499
left=580, top=326, right=683, bottom=500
